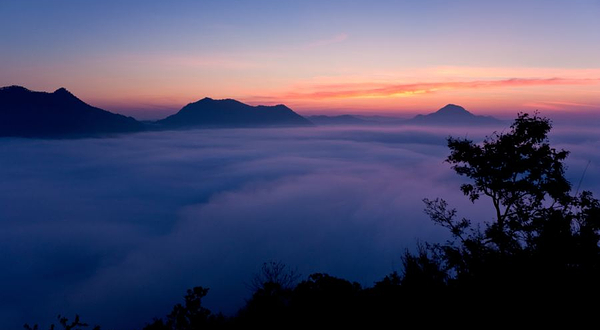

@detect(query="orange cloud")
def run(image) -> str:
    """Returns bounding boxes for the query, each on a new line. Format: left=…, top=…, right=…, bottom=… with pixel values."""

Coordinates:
left=522, top=101, right=600, bottom=111
left=281, top=78, right=600, bottom=100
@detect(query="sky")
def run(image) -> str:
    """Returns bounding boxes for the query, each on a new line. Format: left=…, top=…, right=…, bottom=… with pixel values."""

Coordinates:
left=2, top=123, right=599, bottom=329
left=1, top=0, right=600, bottom=118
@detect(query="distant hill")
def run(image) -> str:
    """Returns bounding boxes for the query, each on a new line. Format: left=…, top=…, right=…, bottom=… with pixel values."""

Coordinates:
left=407, top=104, right=501, bottom=125
left=0, top=86, right=502, bottom=138
left=352, top=115, right=410, bottom=125
left=307, top=115, right=370, bottom=125
left=307, top=105, right=502, bottom=126
left=0, top=86, right=144, bottom=137
left=156, top=98, right=312, bottom=128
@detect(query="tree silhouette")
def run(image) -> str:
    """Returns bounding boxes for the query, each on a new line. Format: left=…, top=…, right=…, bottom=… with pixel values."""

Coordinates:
left=142, top=286, right=226, bottom=330
left=236, top=261, right=298, bottom=327
left=249, top=261, right=300, bottom=292
left=421, top=112, right=600, bottom=296
left=446, top=112, right=571, bottom=251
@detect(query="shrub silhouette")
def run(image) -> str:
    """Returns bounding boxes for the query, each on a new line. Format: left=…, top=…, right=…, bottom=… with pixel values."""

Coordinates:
left=24, top=315, right=100, bottom=330
left=142, top=287, right=226, bottom=330
left=248, top=260, right=300, bottom=292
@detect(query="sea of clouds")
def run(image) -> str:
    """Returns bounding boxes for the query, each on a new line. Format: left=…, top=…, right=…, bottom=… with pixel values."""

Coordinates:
left=0, top=121, right=598, bottom=329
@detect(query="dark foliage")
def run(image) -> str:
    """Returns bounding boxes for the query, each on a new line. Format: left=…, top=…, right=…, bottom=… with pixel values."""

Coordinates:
left=417, top=113, right=600, bottom=313
left=24, top=315, right=100, bottom=330
left=248, top=261, right=300, bottom=292
left=141, top=287, right=227, bottom=330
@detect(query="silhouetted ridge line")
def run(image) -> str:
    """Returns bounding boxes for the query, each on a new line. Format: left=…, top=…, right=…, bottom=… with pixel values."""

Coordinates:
left=156, top=97, right=312, bottom=129
left=307, top=114, right=371, bottom=125
left=0, top=85, right=33, bottom=92
left=0, top=86, right=315, bottom=137
left=0, top=85, right=144, bottom=137
left=308, top=104, right=503, bottom=126
left=408, top=103, right=501, bottom=125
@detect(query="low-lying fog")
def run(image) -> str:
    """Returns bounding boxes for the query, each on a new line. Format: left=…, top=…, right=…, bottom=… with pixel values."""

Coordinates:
left=1, top=122, right=598, bottom=329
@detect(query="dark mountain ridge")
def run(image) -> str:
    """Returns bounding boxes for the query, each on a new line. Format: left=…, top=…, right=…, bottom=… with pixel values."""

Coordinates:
left=308, top=104, right=502, bottom=126
left=156, top=97, right=312, bottom=128
left=307, top=114, right=371, bottom=125
left=0, top=85, right=501, bottom=137
left=0, top=85, right=143, bottom=137
left=407, top=104, right=502, bottom=125
left=0, top=87, right=313, bottom=137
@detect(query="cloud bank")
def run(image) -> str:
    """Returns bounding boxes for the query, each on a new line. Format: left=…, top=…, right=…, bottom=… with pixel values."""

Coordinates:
left=0, top=123, right=598, bottom=329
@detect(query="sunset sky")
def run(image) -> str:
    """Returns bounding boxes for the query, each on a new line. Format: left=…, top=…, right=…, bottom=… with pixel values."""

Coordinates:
left=1, top=0, right=599, bottom=118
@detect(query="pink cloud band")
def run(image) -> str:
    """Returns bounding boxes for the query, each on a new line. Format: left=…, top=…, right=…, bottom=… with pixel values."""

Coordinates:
left=283, top=77, right=600, bottom=100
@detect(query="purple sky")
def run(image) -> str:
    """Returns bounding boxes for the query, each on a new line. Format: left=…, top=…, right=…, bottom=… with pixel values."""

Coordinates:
left=1, top=0, right=599, bottom=118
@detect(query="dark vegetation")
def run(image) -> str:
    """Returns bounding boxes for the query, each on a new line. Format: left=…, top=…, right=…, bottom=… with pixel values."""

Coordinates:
left=25, top=113, right=600, bottom=328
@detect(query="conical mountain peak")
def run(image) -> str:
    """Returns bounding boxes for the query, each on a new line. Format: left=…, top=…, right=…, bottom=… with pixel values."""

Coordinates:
left=435, top=104, right=472, bottom=116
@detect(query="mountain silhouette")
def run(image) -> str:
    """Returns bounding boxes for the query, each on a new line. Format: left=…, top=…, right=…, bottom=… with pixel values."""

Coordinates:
left=408, top=104, right=501, bottom=125
left=309, top=105, right=502, bottom=126
left=307, top=115, right=370, bottom=125
left=0, top=86, right=143, bottom=137
left=156, top=98, right=312, bottom=129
